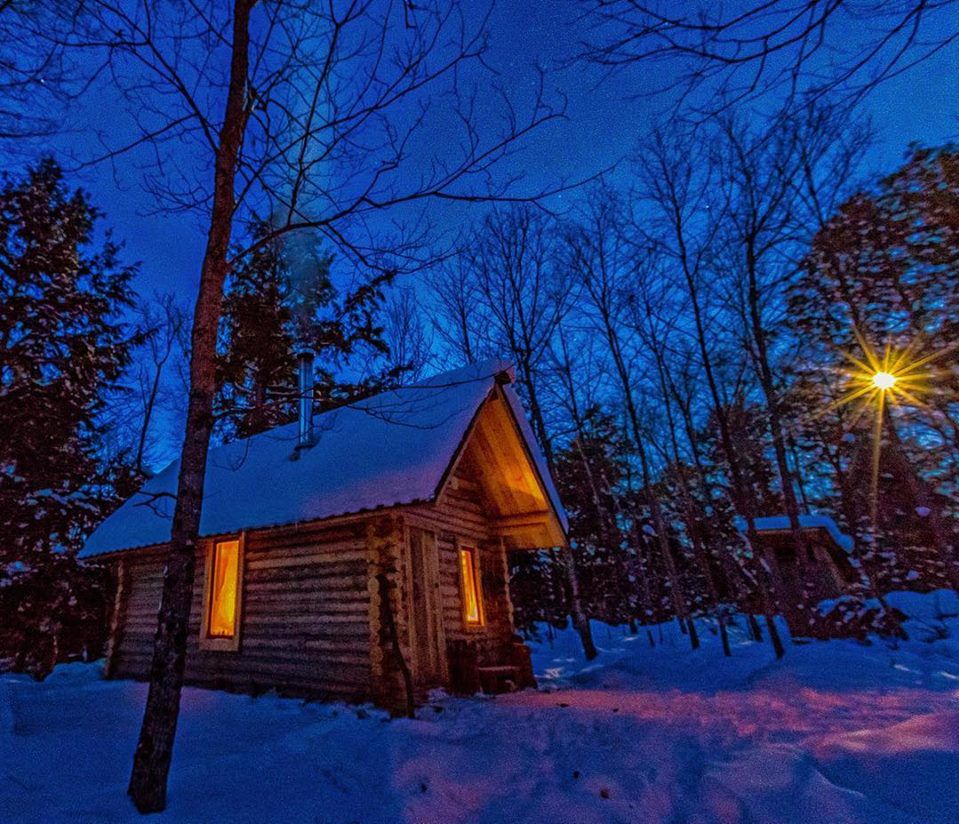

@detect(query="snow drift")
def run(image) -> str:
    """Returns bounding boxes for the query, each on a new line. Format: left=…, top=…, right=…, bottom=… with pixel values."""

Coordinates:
left=3, top=591, right=958, bottom=823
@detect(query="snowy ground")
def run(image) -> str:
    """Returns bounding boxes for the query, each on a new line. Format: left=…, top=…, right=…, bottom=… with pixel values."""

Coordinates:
left=3, top=592, right=959, bottom=824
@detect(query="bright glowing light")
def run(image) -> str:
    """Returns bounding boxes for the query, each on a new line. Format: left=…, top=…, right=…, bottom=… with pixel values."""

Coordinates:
left=820, top=329, right=956, bottom=536
left=826, top=328, right=948, bottom=425
left=208, top=539, right=239, bottom=638
left=872, top=371, right=896, bottom=390
left=459, top=546, right=482, bottom=625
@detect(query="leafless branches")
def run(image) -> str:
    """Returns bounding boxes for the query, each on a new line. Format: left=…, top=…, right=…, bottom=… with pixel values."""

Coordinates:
left=577, top=1, right=959, bottom=113
left=58, top=1, right=569, bottom=271
left=0, top=1, right=85, bottom=146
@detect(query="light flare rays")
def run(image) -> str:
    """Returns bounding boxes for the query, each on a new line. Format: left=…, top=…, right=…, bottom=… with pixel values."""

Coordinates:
left=825, top=330, right=956, bottom=535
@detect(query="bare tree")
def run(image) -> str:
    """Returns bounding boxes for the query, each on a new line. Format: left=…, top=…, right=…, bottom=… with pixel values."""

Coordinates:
left=711, top=105, right=871, bottom=631
left=56, top=1, right=567, bottom=811
left=563, top=187, right=700, bottom=649
left=429, top=252, right=483, bottom=364
left=465, top=204, right=598, bottom=659
left=637, top=130, right=787, bottom=657
left=578, top=0, right=959, bottom=111
left=382, top=287, right=433, bottom=381
left=469, top=206, right=571, bottom=461
left=626, top=263, right=733, bottom=655
left=549, top=324, right=648, bottom=636
left=130, top=293, right=188, bottom=475
left=0, top=2, right=80, bottom=145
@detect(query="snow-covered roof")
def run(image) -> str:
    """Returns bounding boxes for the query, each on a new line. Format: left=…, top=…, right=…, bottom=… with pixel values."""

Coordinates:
left=743, top=514, right=854, bottom=552
left=80, top=360, right=567, bottom=559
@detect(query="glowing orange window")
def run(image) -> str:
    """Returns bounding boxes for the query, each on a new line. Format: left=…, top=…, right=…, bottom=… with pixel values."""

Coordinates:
left=459, top=546, right=483, bottom=626
left=207, top=539, right=240, bottom=639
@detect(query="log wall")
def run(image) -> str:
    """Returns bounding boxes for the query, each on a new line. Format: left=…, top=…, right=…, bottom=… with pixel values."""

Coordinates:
left=109, top=520, right=372, bottom=700
left=407, top=466, right=515, bottom=668
left=108, top=471, right=522, bottom=704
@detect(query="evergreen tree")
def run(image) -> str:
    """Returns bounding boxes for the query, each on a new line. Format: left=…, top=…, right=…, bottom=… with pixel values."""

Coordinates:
left=0, top=159, right=138, bottom=676
left=788, top=146, right=959, bottom=589
left=553, top=408, right=637, bottom=625
left=216, top=224, right=402, bottom=441
left=508, top=549, right=570, bottom=636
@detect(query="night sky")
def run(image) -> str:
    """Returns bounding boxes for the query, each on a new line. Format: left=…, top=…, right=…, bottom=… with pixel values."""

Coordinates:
left=33, top=1, right=959, bottom=308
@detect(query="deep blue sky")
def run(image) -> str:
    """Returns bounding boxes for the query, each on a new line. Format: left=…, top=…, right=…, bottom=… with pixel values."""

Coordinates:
left=35, top=1, right=959, bottom=306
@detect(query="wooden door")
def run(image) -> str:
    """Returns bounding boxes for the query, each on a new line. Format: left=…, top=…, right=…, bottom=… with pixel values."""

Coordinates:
left=407, top=527, right=446, bottom=686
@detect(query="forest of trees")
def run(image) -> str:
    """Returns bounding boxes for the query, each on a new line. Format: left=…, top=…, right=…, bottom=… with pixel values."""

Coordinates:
left=6, top=123, right=959, bottom=674
left=436, top=117, right=959, bottom=652
left=2, top=0, right=959, bottom=813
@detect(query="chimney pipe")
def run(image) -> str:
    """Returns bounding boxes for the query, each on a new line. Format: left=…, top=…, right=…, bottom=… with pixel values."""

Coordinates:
left=296, top=347, right=315, bottom=450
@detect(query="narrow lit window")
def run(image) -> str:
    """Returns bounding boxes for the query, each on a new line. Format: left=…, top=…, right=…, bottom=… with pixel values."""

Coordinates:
left=459, top=545, right=483, bottom=626
left=201, top=538, right=242, bottom=650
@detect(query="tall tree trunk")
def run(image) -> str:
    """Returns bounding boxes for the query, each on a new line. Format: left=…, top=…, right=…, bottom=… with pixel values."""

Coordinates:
left=744, top=237, right=814, bottom=628
left=556, top=334, right=633, bottom=632
left=134, top=360, right=165, bottom=476
left=127, top=2, right=254, bottom=813
left=651, top=345, right=729, bottom=654
left=559, top=544, right=598, bottom=660
left=677, top=250, right=785, bottom=657
left=665, top=364, right=753, bottom=653
left=517, top=357, right=597, bottom=660
left=571, top=436, right=633, bottom=623
left=598, top=309, right=699, bottom=650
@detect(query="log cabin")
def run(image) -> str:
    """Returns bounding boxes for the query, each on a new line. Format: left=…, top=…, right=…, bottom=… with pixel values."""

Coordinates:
left=79, top=360, right=567, bottom=711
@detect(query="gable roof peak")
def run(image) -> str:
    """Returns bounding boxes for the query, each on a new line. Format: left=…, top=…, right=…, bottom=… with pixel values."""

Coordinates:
left=80, top=358, right=564, bottom=558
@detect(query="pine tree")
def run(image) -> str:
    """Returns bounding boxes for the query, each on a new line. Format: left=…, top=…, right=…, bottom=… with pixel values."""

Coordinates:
left=553, top=408, right=637, bottom=625
left=216, top=224, right=401, bottom=441
left=788, top=146, right=959, bottom=590
left=0, top=158, right=138, bottom=676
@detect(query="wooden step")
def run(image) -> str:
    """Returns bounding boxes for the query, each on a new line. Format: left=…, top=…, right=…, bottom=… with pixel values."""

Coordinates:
left=478, top=665, right=520, bottom=695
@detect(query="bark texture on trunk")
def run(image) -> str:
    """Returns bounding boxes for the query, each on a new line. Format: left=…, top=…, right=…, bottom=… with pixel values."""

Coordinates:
left=680, top=255, right=786, bottom=658
left=560, top=544, right=598, bottom=660
left=605, top=323, right=698, bottom=651
left=745, top=241, right=814, bottom=626
left=127, top=2, right=254, bottom=813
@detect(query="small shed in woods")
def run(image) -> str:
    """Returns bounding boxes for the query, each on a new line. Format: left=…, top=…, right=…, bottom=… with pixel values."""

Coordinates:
left=749, top=515, right=858, bottom=632
left=80, top=360, right=567, bottom=709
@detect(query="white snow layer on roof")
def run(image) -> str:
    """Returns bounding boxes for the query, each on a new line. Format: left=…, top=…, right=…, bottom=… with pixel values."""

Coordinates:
left=746, top=514, right=854, bottom=552
left=81, top=360, right=566, bottom=558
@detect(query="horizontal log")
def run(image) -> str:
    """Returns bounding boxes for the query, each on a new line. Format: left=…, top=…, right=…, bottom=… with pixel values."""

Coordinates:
left=188, top=658, right=370, bottom=682
left=115, top=656, right=371, bottom=692
left=120, top=620, right=371, bottom=649
left=246, top=583, right=368, bottom=601
left=240, top=635, right=368, bottom=654
left=244, top=576, right=368, bottom=596
left=194, top=652, right=371, bottom=673
left=249, top=613, right=369, bottom=629
left=244, top=597, right=368, bottom=615
left=117, top=643, right=372, bottom=671
left=246, top=561, right=366, bottom=583
left=243, top=601, right=368, bottom=619
left=246, top=523, right=366, bottom=551
left=246, top=536, right=365, bottom=559
left=247, top=549, right=367, bottom=571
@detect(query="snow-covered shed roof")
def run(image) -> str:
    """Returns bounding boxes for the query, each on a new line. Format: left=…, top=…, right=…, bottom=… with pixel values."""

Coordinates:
left=80, top=360, right=567, bottom=559
left=745, top=514, right=854, bottom=552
